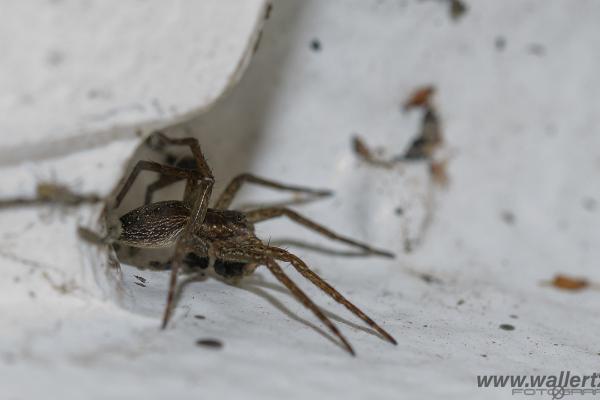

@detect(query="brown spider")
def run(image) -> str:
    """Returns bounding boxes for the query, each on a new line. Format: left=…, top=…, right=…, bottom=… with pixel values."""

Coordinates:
left=107, top=132, right=397, bottom=355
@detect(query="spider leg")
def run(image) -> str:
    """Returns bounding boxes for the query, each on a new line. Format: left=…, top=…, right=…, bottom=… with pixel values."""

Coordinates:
left=151, top=132, right=212, bottom=175
left=210, top=240, right=356, bottom=351
left=245, top=207, right=394, bottom=258
left=160, top=136, right=215, bottom=330
left=264, top=258, right=355, bottom=355
left=115, top=161, right=199, bottom=208
left=214, top=173, right=332, bottom=210
left=144, top=156, right=200, bottom=205
left=270, top=247, right=397, bottom=345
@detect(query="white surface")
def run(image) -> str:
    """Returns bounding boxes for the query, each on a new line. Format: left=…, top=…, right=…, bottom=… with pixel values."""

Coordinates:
left=2, top=1, right=600, bottom=399
left=0, top=0, right=267, bottom=164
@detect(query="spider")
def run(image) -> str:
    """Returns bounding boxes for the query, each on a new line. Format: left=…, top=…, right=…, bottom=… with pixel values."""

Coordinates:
left=106, top=132, right=397, bottom=355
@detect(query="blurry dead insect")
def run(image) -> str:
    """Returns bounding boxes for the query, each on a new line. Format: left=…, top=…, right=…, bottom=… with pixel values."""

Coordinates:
left=100, top=132, right=396, bottom=355
left=0, top=182, right=101, bottom=208
left=352, top=85, right=447, bottom=253
left=354, top=85, right=443, bottom=165
left=402, top=107, right=443, bottom=161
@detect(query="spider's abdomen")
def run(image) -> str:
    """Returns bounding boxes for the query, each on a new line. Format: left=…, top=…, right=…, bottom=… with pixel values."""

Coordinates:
left=118, top=201, right=189, bottom=248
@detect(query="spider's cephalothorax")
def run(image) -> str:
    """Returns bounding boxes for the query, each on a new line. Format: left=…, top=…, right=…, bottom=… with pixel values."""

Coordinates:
left=108, top=132, right=397, bottom=355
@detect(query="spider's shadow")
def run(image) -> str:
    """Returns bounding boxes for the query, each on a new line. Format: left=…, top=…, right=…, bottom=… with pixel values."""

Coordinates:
left=175, top=262, right=386, bottom=352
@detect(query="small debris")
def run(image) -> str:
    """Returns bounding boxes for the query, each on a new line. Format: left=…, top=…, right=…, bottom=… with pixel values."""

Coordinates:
left=0, top=182, right=101, bottom=209
left=310, top=39, right=321, bottom=52
left=429, top=160, right=449, bottom=187
left=481, top=354, right=487, bottom=358
left=403, top=85, right=435, bottom=111
left=46, top=50, right=65, bottom=66
left=195, top=339, right=223, bottom=349
left=500, top=210, right=516, bottom=225
left=546, top=274, right=589, bottom=291
left=395, top=207, right=404, bottom=216
left=353, top=135, right=373, bottom=160
left=582, top=197, right=597, bottom=212
left=457, top=299, right=465, bottom=306
left=509, top=314, right=518, bottom=319
left=36, top=182, right=101, bottom=205
left=449, top=0, right=468, bottom=21
left=134, top=282, right=146, bottom=288
left=419, top=273, right=442, bottom=284
left=528, top=43, right=546, bottom=56
left=403, top=107, right=443, bottom=160
left=134, top=275, right=147, bottom=284
left=495, top=36, right=506, bottom=51
left=352, top=135, right=396, bottom=168
left=499, top=324, right=515, bottom=331
left=194, top=315, right=206, bottom=320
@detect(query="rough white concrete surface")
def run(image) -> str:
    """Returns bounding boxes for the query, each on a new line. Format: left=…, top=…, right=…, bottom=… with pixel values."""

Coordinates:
left=1, top=1, right=600, bottom=399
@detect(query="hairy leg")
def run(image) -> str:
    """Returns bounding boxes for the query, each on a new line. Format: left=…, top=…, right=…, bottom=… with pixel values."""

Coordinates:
left=264, top=258, right=355, bottom=355
left=214, top=173, right=332, bottom=210
left=271, top=247, right=397, bottom=345
left=114, top=161, right=199, bottom=208
left=142, top=133, right=216, bottom=329
left=245, top=207, right=394, bottom=258
left=212, top=240, right=395, bottom=352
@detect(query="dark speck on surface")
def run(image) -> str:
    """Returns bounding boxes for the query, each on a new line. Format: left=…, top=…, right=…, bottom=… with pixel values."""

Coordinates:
left=134, top=282, right=146, bottom=288
left=395, top=207, right=404, bottom=216
left=528, top=43, right=546, bottom=56
left=449, top=0, right=468, bottom=20
left=499, top=323, right=515, bottom=331
left=509, top=314, right=518, bottom=319
left=46, top=50, right=65, bottom=66
left=310, top=39, right=321, bottom=52
left=457, top=299, right=465, bottom=306
left=420, top=273, right=442, bottom=284
left=495, top=36, right=506, bottom=51
left=500, top=210, right=516, bottom=225
left=582, top=197, right=597, bottom=212
left=194, top=315, right=206, bottom=320
left=196, top=339, right=223, bottom=349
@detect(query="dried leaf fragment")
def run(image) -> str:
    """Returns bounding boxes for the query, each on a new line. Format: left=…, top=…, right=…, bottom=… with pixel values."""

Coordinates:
left=403, top=85, right=436, bottom=111
left=548, top=274, right=590, bottom=291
